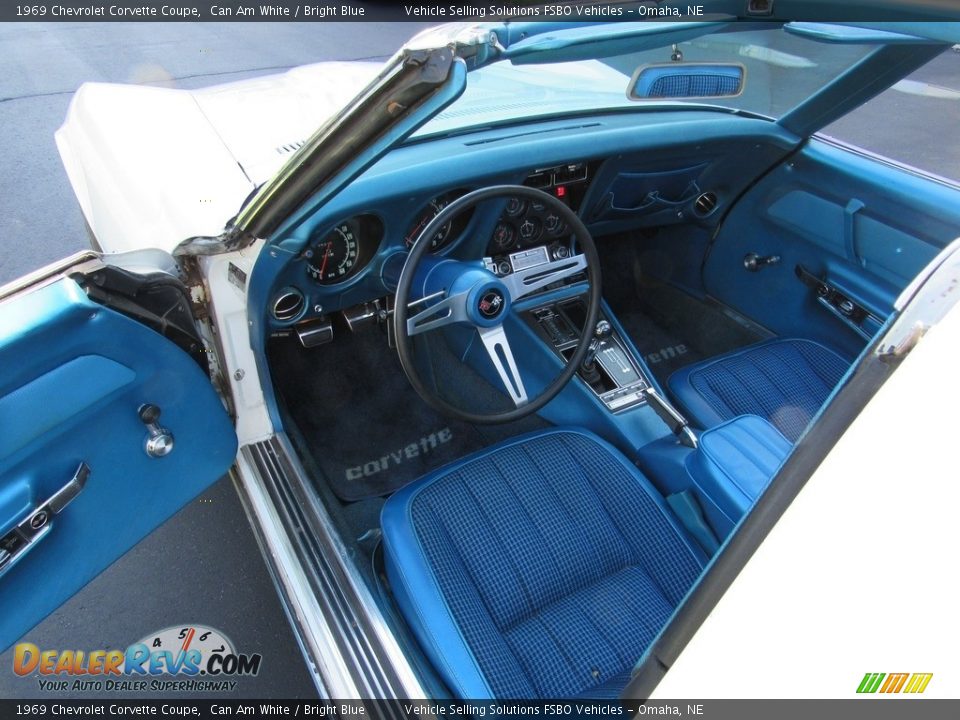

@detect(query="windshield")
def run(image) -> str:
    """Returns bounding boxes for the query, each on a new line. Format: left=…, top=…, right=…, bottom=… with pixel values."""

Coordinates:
left=417, top=25, right=877, bottom=137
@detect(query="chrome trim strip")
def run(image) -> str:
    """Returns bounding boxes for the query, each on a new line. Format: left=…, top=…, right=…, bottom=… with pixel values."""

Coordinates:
left=231, top=454, right=338, bottom=698
left=0, top=251, right=101, bottom=301
left=238, top=435, right=426, bottom=701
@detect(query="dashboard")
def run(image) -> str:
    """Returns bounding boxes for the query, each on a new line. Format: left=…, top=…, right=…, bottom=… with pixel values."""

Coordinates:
left=270, top=162, right=602, bottom=331
left=298, top=161, right=593, bottom=288
left=262, top=110, right=799, bottom=334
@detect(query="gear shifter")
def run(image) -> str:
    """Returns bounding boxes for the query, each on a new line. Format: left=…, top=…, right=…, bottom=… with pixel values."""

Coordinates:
left=580, top=320, right=612, bottom=385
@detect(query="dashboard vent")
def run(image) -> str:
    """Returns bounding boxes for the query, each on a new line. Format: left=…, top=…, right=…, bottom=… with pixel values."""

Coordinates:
left=694, top=192, right=718, bottom=217
left=272, top=288, right=306, bottom=322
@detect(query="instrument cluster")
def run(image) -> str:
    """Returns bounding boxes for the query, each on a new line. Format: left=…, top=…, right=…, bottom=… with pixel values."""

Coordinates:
left=484, top=162, right=593, bottom=277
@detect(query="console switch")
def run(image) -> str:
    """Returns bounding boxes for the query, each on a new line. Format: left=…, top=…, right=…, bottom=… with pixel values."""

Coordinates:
left=535, top=308, right=576, bottom=346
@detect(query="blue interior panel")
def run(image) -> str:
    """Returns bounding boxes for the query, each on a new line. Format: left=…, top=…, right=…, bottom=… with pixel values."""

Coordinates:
left=702, top=138, right=960, bottom=357
left=0, top=278, right=237, bottom=650
left=684, top=415, right=792, bottom=538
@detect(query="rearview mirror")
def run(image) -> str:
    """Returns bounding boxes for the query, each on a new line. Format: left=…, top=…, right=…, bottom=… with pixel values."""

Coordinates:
left=628, top=63, right=745, bottom=99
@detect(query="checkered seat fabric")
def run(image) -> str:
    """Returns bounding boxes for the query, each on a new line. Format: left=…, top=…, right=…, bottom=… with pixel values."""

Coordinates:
left=668, top=338, right=851, bottom=443
left=381, top=428, right=706, bottom=699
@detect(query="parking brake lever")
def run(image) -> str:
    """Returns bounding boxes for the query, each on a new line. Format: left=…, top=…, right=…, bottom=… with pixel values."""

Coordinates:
left=641, top=387, right=698, bottom=449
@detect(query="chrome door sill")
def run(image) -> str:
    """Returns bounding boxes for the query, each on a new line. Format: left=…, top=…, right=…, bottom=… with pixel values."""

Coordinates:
left=233, top=434, right=425, bottom=700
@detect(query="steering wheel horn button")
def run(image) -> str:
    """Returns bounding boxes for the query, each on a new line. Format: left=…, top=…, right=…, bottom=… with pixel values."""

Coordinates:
left=466, top=279, right=512, bottom=328
left=478, top=289, right=506, bottom=319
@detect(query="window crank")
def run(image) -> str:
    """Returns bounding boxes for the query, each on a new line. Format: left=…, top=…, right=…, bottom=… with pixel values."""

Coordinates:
left=743, top=252, right=781, bottom=272
left=138, top=404, right=174, bottom=458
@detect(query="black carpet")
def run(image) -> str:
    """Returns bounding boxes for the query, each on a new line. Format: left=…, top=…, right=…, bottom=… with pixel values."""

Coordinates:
left=600, top=233, right=766, bottom=388
left=615, top=308, right=706, bottom=388
left=269, top=324, right=547, bottom=502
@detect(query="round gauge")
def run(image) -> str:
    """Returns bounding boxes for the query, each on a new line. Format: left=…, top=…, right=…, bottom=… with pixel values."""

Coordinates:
left=518, top=217, right=542, bottom=244
left=132, top=625, right=235, bottom=675
left=504, top=197, right=527, bottom=218
left=492, top=222, right=517, bottom=252
left=306, top=221, right=360, bottom=283
left=544, top=213, right=567, bottom=236
left=405, top=197, right=453, bottom=250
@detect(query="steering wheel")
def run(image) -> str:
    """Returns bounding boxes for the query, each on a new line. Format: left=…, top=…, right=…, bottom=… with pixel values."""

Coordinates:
left=394, top=185, right=602, bottom=424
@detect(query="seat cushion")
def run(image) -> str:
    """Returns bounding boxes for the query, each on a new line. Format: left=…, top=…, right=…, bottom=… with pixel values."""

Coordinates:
left=686, top=415, right=792, bottom=536
left=668, top=338, right=850, bottom=442
left=381, top=428, right=706, bottom=699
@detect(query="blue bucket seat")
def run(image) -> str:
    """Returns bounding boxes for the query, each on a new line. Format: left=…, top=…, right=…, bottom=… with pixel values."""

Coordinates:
left=668, top=338, right=850, bottom=443
left=381, top=428, right=707, bottom=699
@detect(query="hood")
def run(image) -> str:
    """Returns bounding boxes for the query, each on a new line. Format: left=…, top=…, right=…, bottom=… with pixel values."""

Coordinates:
left=56, top=61, right=382, bottom=255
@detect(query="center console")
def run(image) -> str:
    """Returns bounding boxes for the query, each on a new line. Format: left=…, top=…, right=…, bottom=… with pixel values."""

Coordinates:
left=525, top=297, right=652, bottom=413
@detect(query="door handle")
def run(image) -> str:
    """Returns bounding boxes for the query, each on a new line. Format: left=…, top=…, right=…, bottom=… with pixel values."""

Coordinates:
left=0, top=462, right=89, bottom=578
left=795, top=264, right=883, bottom=340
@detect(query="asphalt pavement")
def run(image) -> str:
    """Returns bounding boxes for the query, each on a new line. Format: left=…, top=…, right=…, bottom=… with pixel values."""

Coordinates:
left=0, top=20, right=432, bottom=699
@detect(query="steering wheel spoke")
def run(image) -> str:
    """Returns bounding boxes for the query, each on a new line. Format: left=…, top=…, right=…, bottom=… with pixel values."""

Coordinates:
left=407, top=291, right=470, bottom=335
left=503, top=254, right=587, bottom=300
left=478, top=325, right=528, bottom=408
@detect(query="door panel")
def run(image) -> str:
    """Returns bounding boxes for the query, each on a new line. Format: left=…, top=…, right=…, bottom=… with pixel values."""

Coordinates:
left=703, top=139, right=960, bottom=358
left=0, top=276, right=237, bottom=650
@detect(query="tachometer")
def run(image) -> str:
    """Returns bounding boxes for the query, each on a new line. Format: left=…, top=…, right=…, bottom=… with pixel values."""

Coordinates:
left=306, top=221, right=360, bottom=283
left=405, top=197, right=453, bottom=250
left=404, top=191, right=475, bottom=252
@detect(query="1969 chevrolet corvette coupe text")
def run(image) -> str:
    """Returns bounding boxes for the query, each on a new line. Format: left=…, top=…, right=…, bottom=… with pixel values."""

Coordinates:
left=1, top=3, right=959, bottom=700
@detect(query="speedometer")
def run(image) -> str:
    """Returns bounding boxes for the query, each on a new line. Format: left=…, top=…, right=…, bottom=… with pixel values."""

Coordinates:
left=306, top=222, right=359, bottom=283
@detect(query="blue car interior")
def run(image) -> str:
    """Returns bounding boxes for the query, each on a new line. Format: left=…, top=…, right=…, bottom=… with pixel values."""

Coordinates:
left=4, top=19, right=957, bottom=698
left=256, top=27, right=960, bottom=698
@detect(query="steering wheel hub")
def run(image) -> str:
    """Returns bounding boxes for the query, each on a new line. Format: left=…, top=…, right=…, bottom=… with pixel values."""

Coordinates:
left=469, top=280, right=510, bottom=325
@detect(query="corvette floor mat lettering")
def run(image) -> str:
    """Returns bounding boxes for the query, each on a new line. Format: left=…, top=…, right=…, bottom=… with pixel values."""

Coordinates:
left=268, top=325, right=546, bottom=501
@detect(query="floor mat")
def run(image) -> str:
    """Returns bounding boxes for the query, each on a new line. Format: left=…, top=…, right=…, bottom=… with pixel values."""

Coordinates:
left=268, top=325, right=547, bottom=502
left=615, top=309, right=705, bottom=388
left=600, top=236, right=767, bottom=389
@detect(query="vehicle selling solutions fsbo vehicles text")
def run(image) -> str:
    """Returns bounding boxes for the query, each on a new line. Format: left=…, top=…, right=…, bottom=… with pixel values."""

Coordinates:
left=401, top=5, right=705, bottom=18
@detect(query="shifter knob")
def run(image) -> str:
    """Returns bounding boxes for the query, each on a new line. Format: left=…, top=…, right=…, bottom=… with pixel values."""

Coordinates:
left=582, top=320, right=612, bottom=371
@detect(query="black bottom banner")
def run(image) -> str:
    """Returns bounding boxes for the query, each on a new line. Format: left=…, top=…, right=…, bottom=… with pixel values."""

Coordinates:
left=3, top=700, right=959, bottom=720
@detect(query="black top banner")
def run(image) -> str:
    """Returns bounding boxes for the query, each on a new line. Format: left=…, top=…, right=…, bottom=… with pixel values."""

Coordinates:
left=4, top=1, right=959, bottom=23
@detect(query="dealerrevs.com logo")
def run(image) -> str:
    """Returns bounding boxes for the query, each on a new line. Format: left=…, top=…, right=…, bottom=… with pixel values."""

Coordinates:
left=14, top=625, right=262, bottom=693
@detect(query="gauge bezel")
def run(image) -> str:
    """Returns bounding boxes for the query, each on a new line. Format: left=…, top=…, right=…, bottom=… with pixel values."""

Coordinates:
left=305, top=214, right=383, bottom=286
left=404, top=190, right=474, bottom=252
